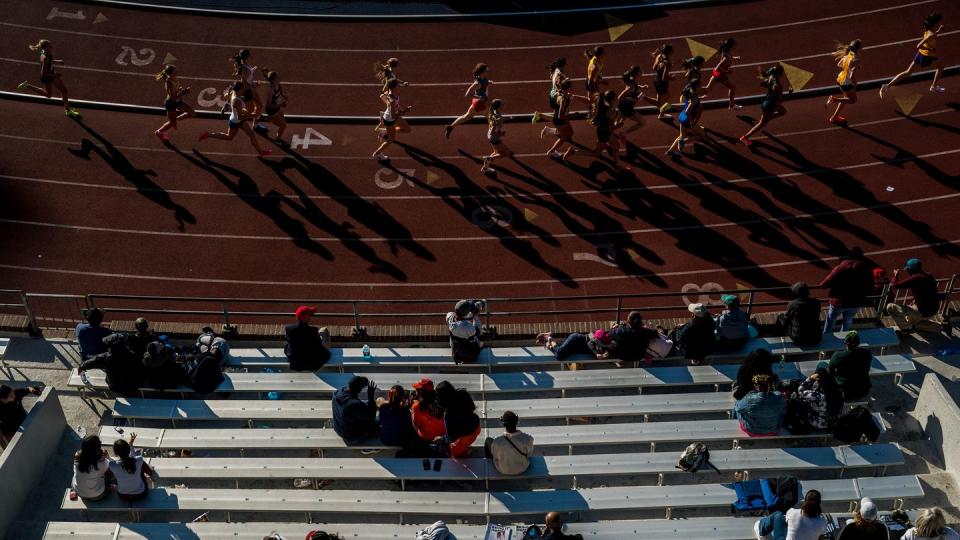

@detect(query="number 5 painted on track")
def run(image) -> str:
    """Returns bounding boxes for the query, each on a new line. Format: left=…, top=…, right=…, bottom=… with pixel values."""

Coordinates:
left=115, top=45, right=156, bottom=67
left=291, top=128, right=333, bottom=149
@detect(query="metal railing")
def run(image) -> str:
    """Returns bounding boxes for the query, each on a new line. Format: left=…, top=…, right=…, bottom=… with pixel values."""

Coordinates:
left=0, top=275, right=954, bottom=338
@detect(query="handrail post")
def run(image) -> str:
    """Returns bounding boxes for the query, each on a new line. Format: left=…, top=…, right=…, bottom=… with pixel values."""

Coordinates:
left=939, top=274, right=957, bottom=318
left=615, top=297, right=623, bottom=324
left=483, top=299, right=493, bottom=336
left=351, top=302, right=366, bottom=338
left=876, top=282, right=891, bottom=324
left=745, top=291, right=755, bottom=319
left=20, top=291, right=41, bottom=337
left=221, top=300, right=238, bottom=338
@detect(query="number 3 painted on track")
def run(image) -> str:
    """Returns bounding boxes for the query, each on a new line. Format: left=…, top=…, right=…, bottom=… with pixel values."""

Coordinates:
left=681, top=282, right=724, bottom=306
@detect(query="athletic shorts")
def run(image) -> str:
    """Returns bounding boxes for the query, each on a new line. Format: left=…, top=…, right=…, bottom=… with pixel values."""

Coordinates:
left=914, top=53, right=936, bottom=67
left=653, top=79, right=669, bottom=96
left=471, top=97, right=487, bottom=112
left=761, top=99, right=778, bottom=115
left=40, top=74, right=55, bottom=85
left=837, top=82, right=856, bottom=93
left=228, top=119, right=246, bottom=129
left=164, top=99, right=181, bottom=112
left=678, top=112, right=690, bottom=127
left=382, top=117, right=396, bottom=127
left=552, top=116, right=566, bottom=128
left=618, top=99, right=636, bottom=117
left=242, top=88, right=254, bottom=102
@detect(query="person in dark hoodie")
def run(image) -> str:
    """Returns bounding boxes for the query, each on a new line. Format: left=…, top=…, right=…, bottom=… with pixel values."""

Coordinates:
left=141, top=340, right=187, bottom=390
left=777, top=282, right=823, bottom=346
left=377, top=385, right=417, bottom=449
left=127, top=318, right=157, bottom=359
left=820, top=247, right=874, bottom=333
left=332, top=376, right=378, bottom=444
left=671, top=303, right=716, bottom=365
left=284, top=306, right=332, bottom=371
left=608, top=311, right=659, bottom=364
left=435, top=380, right=480, bottom=458
left=732, top=349, right=779, bottom=400
left=78, top=333, right=145, bottom=395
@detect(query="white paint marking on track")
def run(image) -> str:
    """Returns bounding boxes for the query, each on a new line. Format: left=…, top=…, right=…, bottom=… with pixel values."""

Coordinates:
left=2, top=189, right=959, bottom=243
left=0, top=0, right=942, bottom=54
left=0, top=239, right=956, bottom=287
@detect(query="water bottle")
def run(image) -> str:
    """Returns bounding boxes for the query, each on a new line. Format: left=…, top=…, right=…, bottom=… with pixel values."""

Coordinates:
left=779, top=354, right=786, bottom=370
left=362, top=344, right=371, bottom=359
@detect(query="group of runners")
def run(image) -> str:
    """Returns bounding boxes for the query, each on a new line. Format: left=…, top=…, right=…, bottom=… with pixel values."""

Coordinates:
left=16, top=12, right=946, bottom=171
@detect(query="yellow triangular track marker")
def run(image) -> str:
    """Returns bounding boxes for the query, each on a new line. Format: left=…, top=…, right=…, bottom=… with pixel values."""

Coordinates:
left=626, top=248, right=641, bottom=261
left=685, top=38, right=717, bottom=62
left=779, top=62, right=814, bottom=91
left=426, top=171, right=440, bottom=185
left=162, top=52, right=177, bottom=65
left=895, top=93, right=922, bottom=115
left=93, top=12, right=108, bottom=24
left=523, top=208, right=539, bottom=222
left=604, top=13, right=633, bottom=42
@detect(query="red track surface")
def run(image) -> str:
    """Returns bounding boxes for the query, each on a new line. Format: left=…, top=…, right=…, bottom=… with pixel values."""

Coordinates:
left=1, top=0, right=959, bottom=317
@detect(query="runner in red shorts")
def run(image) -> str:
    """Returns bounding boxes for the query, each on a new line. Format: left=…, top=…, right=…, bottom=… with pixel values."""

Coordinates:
left=699, top=38, right=742, bottom=110
left=444, top=63, right=491, bottom=138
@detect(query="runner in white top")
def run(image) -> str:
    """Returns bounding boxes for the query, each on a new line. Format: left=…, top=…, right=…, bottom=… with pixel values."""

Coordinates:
left=230, top=48, right=262, bottom=116
left=372, top=79, right=411, bottom=161
left=198, top=82, right=271, bottom=156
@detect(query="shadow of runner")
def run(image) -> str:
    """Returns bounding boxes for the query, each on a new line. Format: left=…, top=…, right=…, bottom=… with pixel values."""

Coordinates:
left=66, top=119, right=195, bottom=231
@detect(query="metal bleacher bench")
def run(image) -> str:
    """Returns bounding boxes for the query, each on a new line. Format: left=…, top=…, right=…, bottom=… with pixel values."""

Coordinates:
left=62, top=474, right=922, bottom=521
left=220, top=328, right=899, bottom=370
left=69, top=352, right=916, bottom=397
left=97, top=412, right=887, bottom=454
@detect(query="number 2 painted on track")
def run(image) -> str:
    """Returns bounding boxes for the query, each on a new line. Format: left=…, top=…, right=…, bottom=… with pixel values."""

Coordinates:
left=115, top=45, right=156, bottom=67
left=291, top=128, right=333, bottom=149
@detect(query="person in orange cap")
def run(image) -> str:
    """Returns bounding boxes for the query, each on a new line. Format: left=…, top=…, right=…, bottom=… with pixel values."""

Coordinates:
left=284, top=306, right=331, bottom=371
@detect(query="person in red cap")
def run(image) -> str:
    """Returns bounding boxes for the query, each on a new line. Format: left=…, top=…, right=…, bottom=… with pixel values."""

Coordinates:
left=410, top=378, right=446, bottom=443
left=284, top=306, right=331, bottom=371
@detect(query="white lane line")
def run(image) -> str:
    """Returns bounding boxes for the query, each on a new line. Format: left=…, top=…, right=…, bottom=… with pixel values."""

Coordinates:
left=2, top=190, right=958, bottom=243
left=4, top=31, right=956, bottom=87
left=0, top=0, right=942, bottom=54
left=0, top=107, right=951, bottom=164
left=0, top=239, right=956, bottom=287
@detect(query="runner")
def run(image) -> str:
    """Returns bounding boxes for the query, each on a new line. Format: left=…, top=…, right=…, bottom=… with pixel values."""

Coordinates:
left=826, top=39, right=862, bottom=125
left=374, top=57, right=408, bottom=91
left=642, top=44, right=674, bottom=119
left=480, top=99, right=512, bottom=174
left=617, top=65, right=648, bottom=134
left=532, top=57, right=567, bottom=124
left=17, top=40, right=80, bottom=118
left=154, top=65, right=194, bottom=142
left=585, top=90, right=626, bottom=172
left=739, top=65, right=793, bottom=146
left=541, top=79, right=588, bottom=160
left=256, top=68, right=288, bottom=142
left=682, top=56, right=706, bottom=86
left=584, top=46, right=606, bottom=101
left=880, top=12, right=946, bottom=98
left=699, top=38, right=742, bottom=110
left=229, top=49, right=261, bottom=117
left=198, top=82, right=271, bottom=156
left=665, top=82, right=704, bottom=158
left=444, top=63, right=491, bottom=138
left=373, top=79, right=412, bottom=161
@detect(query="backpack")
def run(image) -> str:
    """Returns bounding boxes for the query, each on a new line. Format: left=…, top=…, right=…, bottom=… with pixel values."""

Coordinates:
left=732, top=477, right=800, bottom=513
left=185, top=349, right=224, bottom=395
left=646, top=332, right=674, bottom=359
left=832, top=406, right=880, bottom=443
left=676, top=442, right=717, bottom=473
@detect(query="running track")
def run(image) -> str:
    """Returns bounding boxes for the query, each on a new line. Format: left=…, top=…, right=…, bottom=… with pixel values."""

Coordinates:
left=0, top=0, right=958, bottom=320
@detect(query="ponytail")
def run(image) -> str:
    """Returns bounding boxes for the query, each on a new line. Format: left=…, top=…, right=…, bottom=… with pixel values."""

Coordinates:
left=112, top=439, right=137, bottom=474
left=682, top=56, right=704, bottom=69
left=155, top=64, right=175, bottom=81
left=622, top=65, right=640, bottom=84
left=651, top=43, right=673, bottom=58
left=472, top=63, right=488, bottom=78
left=29, top=39, right=50, bottom=52
left=719, top=38, right=736, bottom=54
left=548, top=57, right=566, bottom=74
left=584, top=46, right=604, bottom=59
left=487, top=98, right=502, bottom=123
left=923, top=12, right=942, bottom=30
left=832, top=39, right=862, bottom=58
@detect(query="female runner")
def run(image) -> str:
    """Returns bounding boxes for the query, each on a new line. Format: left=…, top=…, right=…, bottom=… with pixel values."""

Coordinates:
left=541, top=79, right=589, bottom=160
left=665, top=82, right=704, bottom=157
left=480, top=99, right=512, bottom=174
left=880, top=13, right=946, bottom=98
left=373, top=79, right=412, bottom=161
left=154, top=65, right=194, bottom=141
left=739, top=65, right=793, bottom=146
left=373, top=58, right=409, bottom=132
left=826, top=39, right=862, bottom=125
left=642, top=44, right=674, bottom=119
left=617, top=65, right=648, bottom=134
left=445, top=63, right=491, bottom=138
left=229, top=49, right=261, bottom=116
left=584, top=46, right=605, bottom=101
left=532, top=57, right=568, bottom=124
left=587, top=90, right=626, bottom=171
left=699, top=38, right=742, bottom=110
left=198, top=82, right=271, bottom=156
left=17, top=39, right=80, bottom=117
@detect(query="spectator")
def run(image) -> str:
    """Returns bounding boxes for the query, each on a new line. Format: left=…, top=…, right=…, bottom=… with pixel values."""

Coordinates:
left=537, top=328, right=615, bottom=362
left=777, top=282, right=823, bottom=346
left=755, top=490, right=827, bottom=540
left=734, top=374, right=787, bottom=436
left=304, top=532, right=343, bottom=540
left=332, top=376, right=378, bottom=444
left=887, top=258, right=943, bottom=334
left=732, top=349, right=778, bottom=400
left=903, top=508, right=959, bottom=540
left=671, top=303, right=716, bottom=365
left=828, top=330, right=872, bottom=401
left=0, top=384, right=42, bottom=446
left=541, top=511, right=584, bottom=540
left=716, top=294, right=751, bottom=350
left=78, top=333, right=145, bottom=396
left=435, top=381, right=480, bottom=458
left=128, top=317, right=157, bottom=358
left=415, top=521, right=453, bottom=540
left=837, top=498, right=890, bottom=540
left=786, top=363, right=843, bottom=433
left=608, top=311, right=659, bottom=364
left=820, top=247, right=874, bottom=333
left=487, top=411, right=535, bottom=475
left=108, top=433, right=153, bottom=501
left=72, top=434, right=112, bottom=502
left=411, top=379, right=446, bottom=442
left=284, top=306, right=332, bottom=371
left=141, top=340, right=187, bottom=390
left=447, top=299, right=484, bottom=364
left=378, top=385, right=417, bottom=448
left=75, top=308, right=112, bottom=359
left=196, top=326, right=231, bottom=363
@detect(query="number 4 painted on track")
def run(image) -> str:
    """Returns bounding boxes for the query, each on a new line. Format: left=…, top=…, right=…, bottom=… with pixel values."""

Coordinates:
left=291, top=128, right=333, bottom=149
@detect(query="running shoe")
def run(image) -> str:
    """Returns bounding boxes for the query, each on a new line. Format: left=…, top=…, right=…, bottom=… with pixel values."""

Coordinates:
left=17, top=81, right=29, bottom=90
left=65, top=109, right=81, bottom=118
left=258, top=150, right=272, bottom=157
left=731, top=103, right=743, bottom=111
left=198, top=132, right=210, bottom=142
left=531, top=111, right=541, bottom=124
left=931, top=86, right=946, bottom=93
left=658, top=113, right=673, bottom=120
left=829, top=115, right=847, bottom=125
left=548, top=151, right=563, bottom=160
left=373, top=152, right=389, bottom=161
left=443, top=125, right=453, bottom=139
left=155, top=130, right=169, bottom=142
left=253, top=123, right=269, bottom=135
left=879, top=84, right=889, bottom=100
left=739, top=136, right=752, bottom=147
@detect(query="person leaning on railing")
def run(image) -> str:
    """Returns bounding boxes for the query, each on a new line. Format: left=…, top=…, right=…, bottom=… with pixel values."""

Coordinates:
left=820, top=246, right=875, bottom=334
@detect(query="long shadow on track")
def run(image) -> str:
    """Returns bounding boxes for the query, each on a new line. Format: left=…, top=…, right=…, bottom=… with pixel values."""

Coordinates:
left=66, top=119, right=196, bottom=231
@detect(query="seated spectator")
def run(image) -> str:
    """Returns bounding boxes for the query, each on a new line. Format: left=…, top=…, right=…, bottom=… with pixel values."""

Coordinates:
left=411, top=379, right=446, bottom=442
left=141, top=340, right=187, bottom=390
left=903, top=508, right=959, bottom=540
left=785, top=363, right=843, bottom=433
left=541, top=511, right=584, bottom=540
left=716, top=294, right=750, bottom=350
left=671, top=303, right=716, bottom=365
left=72, top=435, right=112, bottom=501
left=284, top=306, right=332, bottom=371
left=0, top=384, right=42, bottom=446
left=837, top=498, right=889, bottom=540
left=821, top=246, right=874, bottom=334
left=128, top=317, right=157, bottom=359
left=487, top=411, right=534, bottom=475
left=732, top=349, right=778, bottom=400
left=78, top=333, right=145, bottom=396
left=608, top=311, right=659, bottom=364
left=415, top=521, right=453, bottom=540
left=537, top=329, right=615, bottom=362
left=887, top=258, right=943, bottom=334
left=76, top=308, right=112, bottom=359
left=447, top=299, right=484, bottom=364
left=828, top=330, right=872, bottom=401
left=755, top=490, right=826, bottom=540
left=777, top=282, right=823, bottom=347
left=304, top=532, right=343, bottom=540
left=108, top=433, right=153, bottom=501
left=196, top=326, right=231, bottom=363
left=378, top=385, right=417, bottom=448
left=332, top=376, right=378, bottom=444
left=435, top=380, right=480, bottom=458
left=734, top=374, right=786, bottom=436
